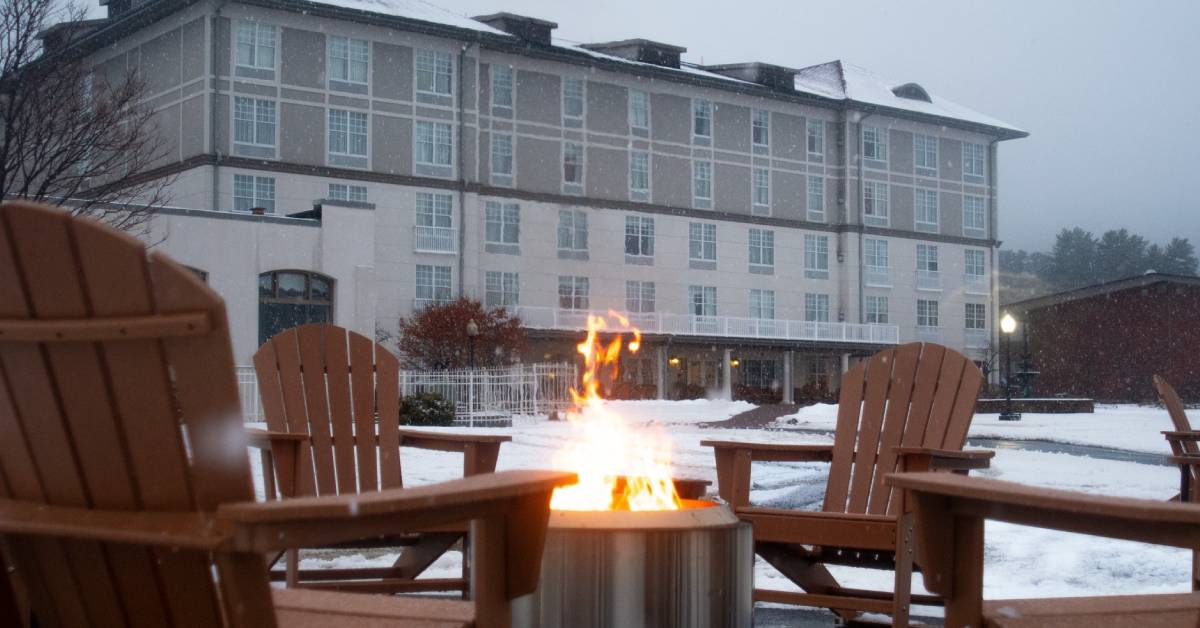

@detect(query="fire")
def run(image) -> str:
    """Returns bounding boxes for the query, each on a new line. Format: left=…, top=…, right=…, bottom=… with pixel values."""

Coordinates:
left=549, top=311, right=682, bottom=511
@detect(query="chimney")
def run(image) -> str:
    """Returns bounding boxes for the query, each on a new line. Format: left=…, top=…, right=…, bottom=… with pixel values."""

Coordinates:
left=581, top=39, right=686, bottom=69
left=703, top=62, right=796, bottom=91
left=473, top=12, right=557, bottom=46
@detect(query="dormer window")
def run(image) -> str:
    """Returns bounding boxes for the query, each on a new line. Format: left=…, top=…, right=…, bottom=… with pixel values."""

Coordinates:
left=892, top=82, right=932, bottom=102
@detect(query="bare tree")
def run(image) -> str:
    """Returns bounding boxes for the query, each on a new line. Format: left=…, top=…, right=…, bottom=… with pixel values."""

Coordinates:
left=1, top=0, right=171, bottom=233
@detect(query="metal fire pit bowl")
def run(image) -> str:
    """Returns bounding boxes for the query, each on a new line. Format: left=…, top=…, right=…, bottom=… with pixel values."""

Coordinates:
left=512, top=499, right=752, bottom=628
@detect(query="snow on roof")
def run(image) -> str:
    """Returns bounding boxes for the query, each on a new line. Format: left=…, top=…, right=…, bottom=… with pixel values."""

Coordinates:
left=306, top=0, right=510, bottom=35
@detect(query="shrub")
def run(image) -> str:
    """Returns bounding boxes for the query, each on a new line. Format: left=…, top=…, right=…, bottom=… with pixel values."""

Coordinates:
left=400, top=392, right=456, bottom=426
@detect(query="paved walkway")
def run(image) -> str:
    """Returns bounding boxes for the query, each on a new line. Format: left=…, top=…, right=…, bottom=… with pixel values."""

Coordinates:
left=701, top=403, right=799, bottom=429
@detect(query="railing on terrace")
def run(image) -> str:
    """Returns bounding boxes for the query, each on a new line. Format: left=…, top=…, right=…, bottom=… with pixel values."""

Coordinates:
left=513, top=306, right=900, bottom=345
left=916, top=270, right=943, bottom=291
left=864, top=265, right=891, bottom=288
left=914, top=326, right=942, bottom=342
left=965, top=328, right=990, bottom=349
left=964, top=273, right=989, bottom=295
left=414, top=225, right=457, bottom=254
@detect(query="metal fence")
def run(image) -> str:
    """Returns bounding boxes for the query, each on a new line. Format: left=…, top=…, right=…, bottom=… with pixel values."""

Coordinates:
left=235, top=362, right=577, bottom=426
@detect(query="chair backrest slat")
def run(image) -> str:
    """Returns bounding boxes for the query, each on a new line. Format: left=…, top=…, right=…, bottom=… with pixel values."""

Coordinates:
left=823, top=364, right=866, bottom=511
left=321, top=326, right=358, bottom=494
left=1153, top=375, right=1196, bottom=456
left=845, top=349, right=897, bottom=513
left=866, top=343, right=923, bottom=514
left=377, top=346, right=402, bottom=489
left=349, top=333, right=381, bottom=492
left=296, top=325, right=338, bottom=496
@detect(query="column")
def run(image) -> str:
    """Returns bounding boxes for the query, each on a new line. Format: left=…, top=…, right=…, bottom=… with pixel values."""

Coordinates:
left=656, top=345, right=668, bottom=400
left=722, top=348, right=733, bottom=400
left=837, top=352, right=851, bottom=392
left=782, top=350, right=794, bottom=404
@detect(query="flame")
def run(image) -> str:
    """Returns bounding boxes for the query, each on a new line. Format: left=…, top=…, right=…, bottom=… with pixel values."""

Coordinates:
left=550, top=311, right=681, bottom=511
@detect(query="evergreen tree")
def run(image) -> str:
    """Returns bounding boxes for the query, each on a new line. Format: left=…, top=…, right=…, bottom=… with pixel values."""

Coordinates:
left=1046, top=228, right=1098, bottom=288
left=1161, top=237, right=1199, bottom=275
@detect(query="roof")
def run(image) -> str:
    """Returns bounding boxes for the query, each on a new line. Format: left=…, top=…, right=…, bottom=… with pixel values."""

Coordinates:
left=1006, top=273, right=1200, bottom=313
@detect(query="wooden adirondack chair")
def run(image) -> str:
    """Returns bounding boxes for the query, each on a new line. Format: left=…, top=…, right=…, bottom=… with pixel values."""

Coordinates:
left=0, top=200, right=573, bottom=628
left=702, top=342, right=994, bottom=625
left=253, top=323, right=511, bottom=593
left=889, top=472, right=1200, bottom=626
left=1153, top=375, right=1200, bottom=502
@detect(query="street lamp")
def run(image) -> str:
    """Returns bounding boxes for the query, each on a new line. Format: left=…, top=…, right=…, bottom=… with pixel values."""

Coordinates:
left=999, top=313, right=1021, bottom=421
left=465, top=318, right=479, bottom=368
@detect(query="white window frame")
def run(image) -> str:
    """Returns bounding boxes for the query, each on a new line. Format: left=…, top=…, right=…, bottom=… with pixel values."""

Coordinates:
left=328, top=183, right=367, bottom=203
left=557, top=209, right=588, bottom=252
left=963, top=195, right=987, bottom=236
left=748, top=228, right=774, bottom=270
left=491, top=64, right=513, bottom=108
left=630, top=151, right=650, bottom=194
left=688, top=285, right=717, bottom=317
left=693, top=160, right=713, bottom=202
left=629, top=89, right=650, bottom=131
left=626, top=280, right=655, bottom=313
left=806, top=118, right=824, bottom=157
left=963, top=143, right=986, bottom=178
left=915, top=188, right=939, bottom=230
left=416, top=264, right=452, bottom=303
left=917, top=244, right=939, bottom=272
left=416, top=49, right=453, bottom=96
left=233, top=97, right=276, bottom=147
left=327, top=109, right=368, bottom=158
left=751, top=109, right=770, bottom=147
left=563, top=142, right=584, bottom=185
left=750, top=288, right=775, bottom=320
left=491, top=133, right=513, bottom=177
left=865, top=238, right=889, bottom=269
left=917, top=299, right=940, bottom=328
left=558, top=276, right=589, bottom=310
left=415, top=120, right=453, bottom=166
left=752, top=167, right=770, bottom=210
left=965, top=249, right=986, bottom=277
left=807, top=175, right=825, bottom=221
left=865, top=295, right=889, bottom=324
left=692, top=98, right=712, bottom=139
left=329, top=36, right=369, bottom=85
left=233, top=174, right=274, bottom=212
left=235, top=21, right=275, bottom=70
left=485, top=201, right=520, bottom=245
left=864, top=181, right=889, bottom=227
left=914, top=133, right=938, bottom=172
left=804, top=293, right=830, bottom=323
left=965, top=303, right=986, bottom=330
left=804, top=234, right=829, bottom=276
left=863, top=126, right=887, bottom=163
left=688, top=222, right=717, bottom=262
left=562, top=77, right=585, bottom=122
left=625, top=215, right=654, bottom=258
left=416, top=192, right=452, bottom=228
left=485, top=271, right=520, bottom=308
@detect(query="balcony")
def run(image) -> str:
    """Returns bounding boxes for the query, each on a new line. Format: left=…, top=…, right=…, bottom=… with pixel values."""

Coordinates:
left=414, top=226, right=458, bottom=254
left=964, top=273, right=989, bottom=295
left=864, top=265, right=891, bottom=288
left=513, top=306, right=900, bottom=345
left=916, top=269, right=942, bottom=291
left=413, top=297, right=450, bottom=310
left=965, top=328, right=990, bottom=349
left=914, top=325, right=941, bottom=342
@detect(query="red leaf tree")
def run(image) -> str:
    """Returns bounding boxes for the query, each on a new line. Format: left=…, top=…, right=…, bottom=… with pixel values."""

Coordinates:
left=396, top=298, right=526, bottom=370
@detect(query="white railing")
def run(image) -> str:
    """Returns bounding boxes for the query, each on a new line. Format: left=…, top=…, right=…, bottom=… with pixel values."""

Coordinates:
left=965, top=328, right=990, bottom=349
left=237, top=365, right=263, bottom=422
left=864, top=265, right=891, bottom=287
left=964, top=273, right=989, bottom=295
left=514, top=306, right=900, bottom=345
left=914, top=326, right=942, bottom=342
left=414, top=225, right=458, bottom=254
left=916, top=269, right=942, bottom=291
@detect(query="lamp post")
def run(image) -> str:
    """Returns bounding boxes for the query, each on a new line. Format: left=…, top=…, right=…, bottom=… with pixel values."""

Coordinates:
left=999, top=313, right=1021, bottom=421
left=465, top=318, right=479, bottom=368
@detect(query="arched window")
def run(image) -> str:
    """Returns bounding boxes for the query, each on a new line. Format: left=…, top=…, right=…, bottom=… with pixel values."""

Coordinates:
left=258, top=270, right=334, bottom=344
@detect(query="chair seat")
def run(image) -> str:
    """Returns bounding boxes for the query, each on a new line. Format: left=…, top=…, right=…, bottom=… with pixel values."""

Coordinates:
left=736, top=507, right=898, bottom=551
left=983, top=592, right=1200, bottom=628
left=274, top=588, right=474, bottom=627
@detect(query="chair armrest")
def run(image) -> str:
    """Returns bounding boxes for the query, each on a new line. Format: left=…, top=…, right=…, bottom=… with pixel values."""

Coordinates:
left=1168, top=454, right=1200, bottom=467
left=244, top=428, right=308, bottom=450
left=893, top=447, right=994, bottom=472
left=1163, top=430, right=1200, bottom=442
left=701, top=441, right=834, bottom=507
left=0, top=498, right=231, bottom=550
left=398, top=429, right=512, bottom=476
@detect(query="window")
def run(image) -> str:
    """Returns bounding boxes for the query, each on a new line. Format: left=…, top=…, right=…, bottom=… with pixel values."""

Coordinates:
left=806, top=119, right=824, bottom=156
left=689, top=222, right=717, bottom=262
left=804, top=234, right=829, bottom=276
left=917, top=299, right=940, bottom=328
left=415, top=121, right=452, bottom=166
left=233, top=174, right=274, bottom=212
left=914, top=134, right=938, bottom=172
left=485, top=271, right=519, bottom=308
left=563, top=142, right=583, bottom=184
left=917, top=244, right=939, bottom=272
left=804, top=293, right=830, bottom=322
left=863, top=126, right=887, bottom=162
left=328, top=183, right=367, bottom=203
left=558, top=276, right=589, bottom=310
left=626, top=280, right=655, bottom=313
left=629, top=90, right=649, bottom=130
left=807, top=175, right=825, bottom=220
left=562, top=78, right=585, bottom=121
left=748, top=228, right=774, bottom=269
left=965, top=249, right=986, bottom=276
left=491, top=65, right=513, bottom=108
left=865, top=238, right=889, bottom=268
left=630, top=151, right=650, bottom=193
left=915, top=188, right=939, bottom=230
left=416, top=49, right=453, bottom=95
left=963, top=143, right=986, bottom=178
left=236, top=22, right=275, bottom=70
left=486, top=201, right=520, bottom=245
left=491, top=134, right=513, bottom=177
left=625, top=215, right=654, bottom=257
left=752, top=168, right=770, bottom=209
left=234, top=97, right=276, bottom=147
left=693, top=160, right=712, bottom=201
left=864, top=181, right=889, bottom=226
left=416, top=192, right=452, bottom=227
left=965, top=303, right=986, bottom=330
left=688, top=285, right=717, bottom=316
left=328, top=109, right=367, bottom=157
left=692, top=99, right=712, bottom=138
left=557, top=209, right=587, bottom=252
left=964, top=195, right=987, bottom=235
left=742, top=359, right=778, bottom=389
left=752, top=109, right=769, bottom=147
left=865, top=295, right=889, bottom=324
left=750, top=288, right=775, bottom=320
left=329, top=36, right=369, bottom=85
left=415, top=265, right=452, bottom=305
left=258, top=270, right=332, bottom=345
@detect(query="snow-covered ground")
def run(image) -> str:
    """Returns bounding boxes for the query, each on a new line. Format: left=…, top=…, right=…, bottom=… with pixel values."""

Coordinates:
left=261, top=399, right=1191, bottom=609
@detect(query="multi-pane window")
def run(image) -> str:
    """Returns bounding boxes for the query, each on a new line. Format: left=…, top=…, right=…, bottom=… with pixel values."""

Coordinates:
left=233, top=174, right=274, bottom=212
left=864, top=181, right=889, bottom=225
left=630, top=152, right=650, bottom=193
left=629, top=90, right=650, bottom=130
left=557, top=209, right=588, bottom=252
left=416, top=192, right=452, bottom=227
left=964, top=195, right=987, bottom=234
left=752, top=168, right=770, bottom=208
left=329, top=36, right=369, bottom=84
left=491, top=65, right=513, bottom=107
left=491, top=134, right=513, bottom=176
left=563, top=142, right=584, bottom=184
left=558, top=276, right=589, bottom=310
left=688, top=222, right=717, bottom=262
left=865, top=238, right=889, bottom=268
left=328, top=183, right=367, bottom=203
left=804, top=234, right=829, bottom=274
left=625, top=215, right=654, bottom=257
left=965, top=249, right=986, bottom=276
left=917, top=299, right=940, bottom=328
left=917, top=244, right=939, bottom=271
left=234, top=97, right=276, bottom=146
left=743, top=359, right=778, bottom=389
left=626, top=280, right=655, bottom=313
left=748, top=228, right=774, bottom=268
left=415, top=265, right=452, bottom=304
left=914, top=134, right=938, bottom=172
left=807, top=175, right=825, bottom=220
left=804, top=293, right=830, bottom=322
left=965, top=303, right=986, bottom=330
left=328, top=109, right=367, bottom=157
left=485, top=201, right=520, bottom=245
left=562, top=78, right=584, bottom=120
left=485, top=271, right=519, bottom=308
left=806, top=119, right=824, bottom=156
left=752, top=109, right=769, bottom=147
left=915, top=188, right=939, bottom=229
left=416, top=49, right=453, bottom=95
left=688, top=285, right=717, bottom=316
left=235, top=22, right=275, bottom=70
left=963, top=143, right=986, bottom=178
left=415, top=121, right=452, bottom=165
left=692, top=99, right=712, bottom=138
left=693, top=161, right=713, bottom=201
left=863, top=126, right=887, bottom=162
left=865, top=295, right=889, bottom=324
left=750, top=288, right=775, bottom=320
